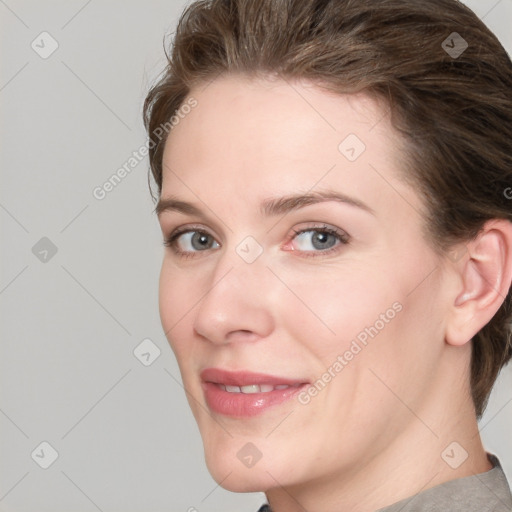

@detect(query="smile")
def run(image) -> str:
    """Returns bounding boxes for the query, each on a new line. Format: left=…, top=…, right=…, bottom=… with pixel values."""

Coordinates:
left=200, top=368, right=309, bottom=417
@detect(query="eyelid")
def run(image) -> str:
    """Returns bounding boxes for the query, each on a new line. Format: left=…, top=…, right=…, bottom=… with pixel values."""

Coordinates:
left=292, top=224, right=349, bottom=241
left=287, top=223, right=350, bottom=243
left=163, top=222, right=350, bottom=258
left=282, top=223, right=351, bottom=256
left=163, top=224, right=221, bottom=255
left=166, top=223, right=219, bottom=239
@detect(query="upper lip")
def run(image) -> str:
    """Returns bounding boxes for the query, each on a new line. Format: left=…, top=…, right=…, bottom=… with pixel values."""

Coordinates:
left=200, top=368, right=309, bottom=387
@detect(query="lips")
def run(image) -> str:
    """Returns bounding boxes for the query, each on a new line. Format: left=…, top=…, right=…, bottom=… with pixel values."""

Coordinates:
left=200, top=368, right=309, bottom=417
left=200, top=368, right=307, bottom=387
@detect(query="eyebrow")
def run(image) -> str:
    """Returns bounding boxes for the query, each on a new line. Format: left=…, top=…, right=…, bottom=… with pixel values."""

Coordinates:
left=155, top=190, right=375, bottom=218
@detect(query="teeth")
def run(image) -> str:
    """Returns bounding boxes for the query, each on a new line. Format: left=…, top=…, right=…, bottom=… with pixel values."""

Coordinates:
left=219, top=383, right=295, bottom=393
left=240, top=385, right=260, bottom=394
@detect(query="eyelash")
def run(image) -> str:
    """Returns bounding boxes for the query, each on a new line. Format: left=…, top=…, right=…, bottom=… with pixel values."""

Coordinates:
left=163, top=225, right=212, bottom=259
left=289, top=225, right=350, bottom=258
left=163, top=224, right=350, bottom=259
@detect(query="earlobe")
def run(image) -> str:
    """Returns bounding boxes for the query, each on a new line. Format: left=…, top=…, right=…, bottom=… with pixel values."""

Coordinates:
left=445, top=219, right=512, bottom=347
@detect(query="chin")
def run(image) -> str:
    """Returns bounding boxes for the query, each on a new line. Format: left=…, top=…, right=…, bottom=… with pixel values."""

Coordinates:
left=204, top=458, right=266, bottom=492
left=202, top=443, right=285, bottom=493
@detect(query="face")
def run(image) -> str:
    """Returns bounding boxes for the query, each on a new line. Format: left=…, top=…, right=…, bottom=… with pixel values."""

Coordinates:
left=157, top=75, right=451, bottom=492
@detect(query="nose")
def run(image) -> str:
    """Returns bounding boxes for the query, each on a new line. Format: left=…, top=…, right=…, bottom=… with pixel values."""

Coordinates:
left=192, top=251, right=275, bottom=345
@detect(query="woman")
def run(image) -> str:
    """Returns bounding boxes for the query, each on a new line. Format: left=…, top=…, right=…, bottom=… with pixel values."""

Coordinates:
left=143, top=0, right=512, bottom=510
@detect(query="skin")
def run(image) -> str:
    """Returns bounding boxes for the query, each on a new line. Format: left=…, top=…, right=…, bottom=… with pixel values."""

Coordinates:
left=156, top=74, right=512, bottom=512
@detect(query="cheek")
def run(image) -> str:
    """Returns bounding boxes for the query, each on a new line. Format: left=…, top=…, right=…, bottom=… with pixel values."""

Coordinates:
left=275, top=254, right=444, bottom=396
left=158, top=261, right=198, bottom=353
left=158, top=262, right=175, bottom=334
left=274, top=263, right=401, bottom=361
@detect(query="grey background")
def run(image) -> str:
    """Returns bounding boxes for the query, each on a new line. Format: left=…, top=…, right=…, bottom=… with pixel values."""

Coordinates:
left=0, top=1, right=511, bottom=511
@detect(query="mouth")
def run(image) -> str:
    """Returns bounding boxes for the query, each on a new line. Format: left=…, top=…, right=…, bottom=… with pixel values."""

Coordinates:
left=214, top=382, right=302, bottom=393
left=200, top=368, right=310, bottom=417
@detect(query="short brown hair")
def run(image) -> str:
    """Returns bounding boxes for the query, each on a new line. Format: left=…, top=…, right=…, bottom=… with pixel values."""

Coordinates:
left=143, top=0, right=512, bottom=419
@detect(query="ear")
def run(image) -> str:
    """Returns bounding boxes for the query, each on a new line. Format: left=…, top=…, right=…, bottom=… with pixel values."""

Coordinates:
left=445, top=219, right=512, bottom=347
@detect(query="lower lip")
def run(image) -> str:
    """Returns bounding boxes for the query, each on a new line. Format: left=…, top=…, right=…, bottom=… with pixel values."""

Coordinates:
left=202, top=382, right=308, bottom=417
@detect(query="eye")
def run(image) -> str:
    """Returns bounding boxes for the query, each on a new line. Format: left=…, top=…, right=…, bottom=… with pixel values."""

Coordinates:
left=164, top=228, right=220, bottom=255
left=284, top=225, right=349, bottom=255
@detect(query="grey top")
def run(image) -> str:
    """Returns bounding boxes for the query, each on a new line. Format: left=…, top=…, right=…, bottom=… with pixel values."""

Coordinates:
left=257, top=452, right=512, bottom=512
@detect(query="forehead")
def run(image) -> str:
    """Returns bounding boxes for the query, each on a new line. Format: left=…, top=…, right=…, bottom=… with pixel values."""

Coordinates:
left=160, top=74, right=420, bottom=216
left=164, top=74, right=392, bottom=161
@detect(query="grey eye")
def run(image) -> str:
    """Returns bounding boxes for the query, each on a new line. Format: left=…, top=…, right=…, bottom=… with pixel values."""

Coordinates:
left=293, top=230, right=339, bottom=251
